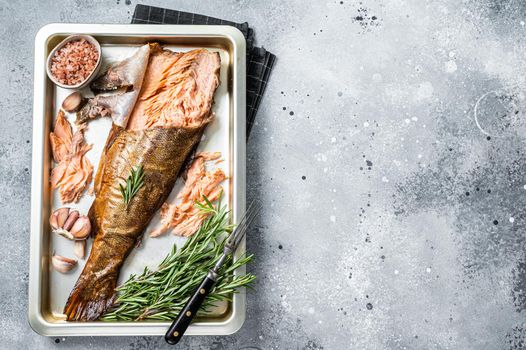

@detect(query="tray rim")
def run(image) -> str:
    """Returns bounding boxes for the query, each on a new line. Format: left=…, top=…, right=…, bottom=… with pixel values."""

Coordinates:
left=29, top=23, right=246, bottom=337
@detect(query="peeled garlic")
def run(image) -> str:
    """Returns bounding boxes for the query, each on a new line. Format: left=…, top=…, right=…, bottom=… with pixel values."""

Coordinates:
left=70, top=216, right=91, bottom=240
left=49, top=208, right=91, bottom=240
left=52, top=254, right=77, bottom=273
left=74, top=240, right=85, bottom=259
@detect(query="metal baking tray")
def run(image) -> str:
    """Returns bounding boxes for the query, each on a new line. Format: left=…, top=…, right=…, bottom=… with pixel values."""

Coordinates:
left=29, top=23, right=246, bottom=336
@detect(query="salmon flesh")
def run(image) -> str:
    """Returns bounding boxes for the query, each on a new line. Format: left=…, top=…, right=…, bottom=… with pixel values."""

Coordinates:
left=63, top=45, right=221, bottom=321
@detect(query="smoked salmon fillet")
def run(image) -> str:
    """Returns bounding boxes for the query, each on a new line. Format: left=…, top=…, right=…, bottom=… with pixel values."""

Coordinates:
left=63, top=44, right=221, bottom=321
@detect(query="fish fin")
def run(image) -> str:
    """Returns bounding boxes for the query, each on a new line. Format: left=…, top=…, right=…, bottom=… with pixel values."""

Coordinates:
left=63, top=271, right=116, bottom=321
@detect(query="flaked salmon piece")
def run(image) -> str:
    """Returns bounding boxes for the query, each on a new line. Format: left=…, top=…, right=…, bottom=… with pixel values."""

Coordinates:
left=150, top=152, right=226, bottom=238
left=52, top=143, right=93, bottom=203
left=50, top=110, right=73, bottom=162
left=50, top=110, right=93, bottom=203
left=127, top=45, right=220, bottom=130
left=178, top=151, right=221, bottom=204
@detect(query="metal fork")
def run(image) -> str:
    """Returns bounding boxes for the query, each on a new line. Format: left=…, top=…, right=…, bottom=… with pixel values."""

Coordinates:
left=165, top=201, right=261, bottom=345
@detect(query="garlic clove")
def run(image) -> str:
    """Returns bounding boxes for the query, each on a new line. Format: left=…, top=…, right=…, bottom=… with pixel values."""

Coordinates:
left=49, top=211, right=59, bottom=230
left=50, top=207, right=70, bottom=230
left=74, top=240, right=85, bottom=259
left=63, top=210, right=79, bottom=231
left=70, top=215, right=91, bottom=240
left=62, top=91, right=85, bottom=113
left=52, top=254, right=77, bottom=273
left=56, top=207, right=70, bottom=228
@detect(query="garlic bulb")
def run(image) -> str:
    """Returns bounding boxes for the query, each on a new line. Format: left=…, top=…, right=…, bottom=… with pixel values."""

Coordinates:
left=49, top=208, right=91, bottom=240
left=52, top=254, right=77, bottom=273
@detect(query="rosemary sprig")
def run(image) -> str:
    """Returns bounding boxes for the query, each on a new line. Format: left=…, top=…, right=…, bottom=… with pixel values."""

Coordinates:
left=119, top=165, right=145, bottom=207
left=101, top=198, right=255, bottom=322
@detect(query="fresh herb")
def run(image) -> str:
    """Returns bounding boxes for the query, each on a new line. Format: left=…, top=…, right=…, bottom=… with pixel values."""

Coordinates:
left=101, top=198, right=255, bottom=322
left=119, top=165, right=145, bottom=207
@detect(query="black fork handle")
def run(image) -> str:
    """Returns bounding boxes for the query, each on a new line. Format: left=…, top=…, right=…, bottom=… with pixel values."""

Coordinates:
left=164, top=272, right=217, bottom=345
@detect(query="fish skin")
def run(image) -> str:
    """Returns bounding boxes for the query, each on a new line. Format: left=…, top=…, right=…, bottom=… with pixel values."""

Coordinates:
left=76, top=44, right=150, bottom=127
left=63, top=47, right=221, bottom=321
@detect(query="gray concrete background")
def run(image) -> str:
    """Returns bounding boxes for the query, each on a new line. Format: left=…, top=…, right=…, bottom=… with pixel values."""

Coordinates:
left=1, top=0, right=525, bottom=349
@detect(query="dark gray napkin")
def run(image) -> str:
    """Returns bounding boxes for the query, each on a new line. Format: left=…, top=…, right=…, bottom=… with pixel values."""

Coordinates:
left=131, top=4, right=276, bottom=138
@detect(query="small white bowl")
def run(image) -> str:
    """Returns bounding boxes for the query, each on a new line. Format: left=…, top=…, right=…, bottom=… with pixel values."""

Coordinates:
left=46, top=34, right=102, bottom=90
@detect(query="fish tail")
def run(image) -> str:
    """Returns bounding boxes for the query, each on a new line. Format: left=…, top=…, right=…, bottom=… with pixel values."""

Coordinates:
left=63, top=267, right=117, bottom=321
left=64, top=227, right=135, bottom=321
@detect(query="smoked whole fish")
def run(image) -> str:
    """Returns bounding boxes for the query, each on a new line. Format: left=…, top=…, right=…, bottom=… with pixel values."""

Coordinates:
left=64, top=44, right=221, bottom=321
